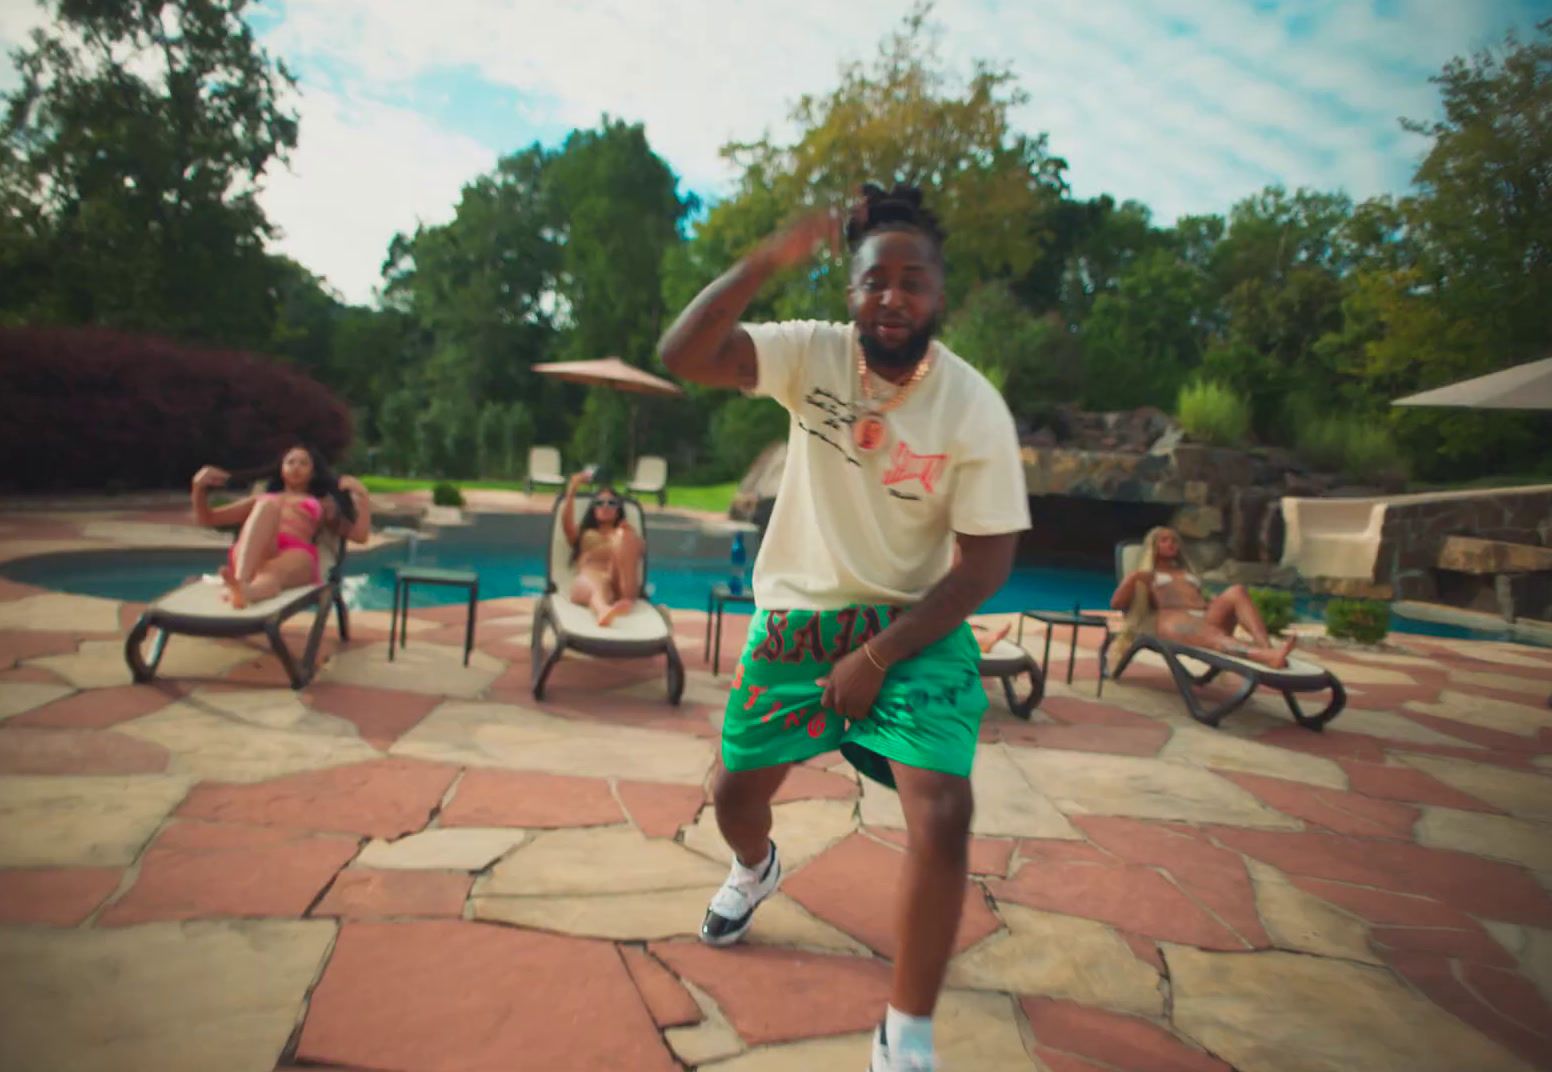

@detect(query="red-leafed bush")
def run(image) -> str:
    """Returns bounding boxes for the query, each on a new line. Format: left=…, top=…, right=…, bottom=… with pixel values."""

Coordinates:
left=0, top=328, right=353, bottom=491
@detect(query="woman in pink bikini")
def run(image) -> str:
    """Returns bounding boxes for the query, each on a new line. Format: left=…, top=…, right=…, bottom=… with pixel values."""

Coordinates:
left=190, top=445, right=370, bottom=607
left=1112, top=526, right=1295, bottom=668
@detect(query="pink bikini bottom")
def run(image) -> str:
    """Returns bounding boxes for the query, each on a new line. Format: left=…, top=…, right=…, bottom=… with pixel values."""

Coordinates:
left=228, top=532, right=321, bottom=586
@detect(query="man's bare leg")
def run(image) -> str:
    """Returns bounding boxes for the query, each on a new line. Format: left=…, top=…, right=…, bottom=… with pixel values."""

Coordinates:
left=888, top=761, right=974, bottom=1017
left=711, top=761, right=790, bottom=867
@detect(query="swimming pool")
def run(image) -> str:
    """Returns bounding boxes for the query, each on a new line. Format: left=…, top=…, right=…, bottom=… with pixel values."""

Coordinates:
left=0, top=534, right=1535, bottom=645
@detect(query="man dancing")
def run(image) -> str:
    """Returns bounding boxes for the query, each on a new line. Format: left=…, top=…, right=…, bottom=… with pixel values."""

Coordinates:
left=659, top=182, right=1029, bottom=1071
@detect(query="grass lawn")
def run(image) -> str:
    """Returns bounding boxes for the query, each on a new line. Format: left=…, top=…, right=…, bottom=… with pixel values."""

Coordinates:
left=360, top=475, right=739, bottom=515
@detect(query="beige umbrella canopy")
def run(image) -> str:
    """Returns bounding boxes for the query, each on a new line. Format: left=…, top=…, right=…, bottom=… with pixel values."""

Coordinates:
left=532, top=357, right=683, bottom=398
left=1392, top=356, right=1552, bottom=410
left=533, top=357, right=683, bottom=471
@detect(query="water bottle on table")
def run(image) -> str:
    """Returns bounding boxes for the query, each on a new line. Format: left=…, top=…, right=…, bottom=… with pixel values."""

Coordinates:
left=728, top=532, right=747, bottom=596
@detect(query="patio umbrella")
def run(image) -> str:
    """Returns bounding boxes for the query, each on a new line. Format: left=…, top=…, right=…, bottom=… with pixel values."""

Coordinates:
left=1391, top=354, right=1552, bottom=707
left=533, top=357, right=683, bottom=471
left=1391, top=355, right=1552, bottom=410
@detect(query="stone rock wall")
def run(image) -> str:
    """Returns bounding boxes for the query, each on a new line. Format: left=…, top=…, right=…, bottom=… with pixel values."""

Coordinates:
left=1377, top=488, right=1552, bottom=613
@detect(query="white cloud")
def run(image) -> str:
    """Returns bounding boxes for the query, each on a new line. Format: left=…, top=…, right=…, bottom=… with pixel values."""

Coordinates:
left=262, top=84, right=496, bottom=303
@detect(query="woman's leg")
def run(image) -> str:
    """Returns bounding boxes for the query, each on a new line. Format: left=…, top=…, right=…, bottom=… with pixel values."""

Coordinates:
left=599, top=527, right=645, bottom=626
left=230, top=498, right=282, bottom=582
left=569, top=573, right=615, bottom=621
left=243, top=549, right=317, bottom=603
left=226, top=548, right=314, bottom=608
left=975, top=622, right=1011, bottom=653
left=1204, top=584, right=1273, bottom=647
left=1157, top=611, right=1293, bottom=669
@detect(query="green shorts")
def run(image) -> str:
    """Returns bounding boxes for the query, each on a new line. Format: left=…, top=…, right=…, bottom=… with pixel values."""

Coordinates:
left=720, top=605, right=987, bottom=789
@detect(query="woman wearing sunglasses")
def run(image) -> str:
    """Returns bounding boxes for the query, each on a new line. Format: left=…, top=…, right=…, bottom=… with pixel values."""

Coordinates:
left=561, top=469, right=644, bottom=627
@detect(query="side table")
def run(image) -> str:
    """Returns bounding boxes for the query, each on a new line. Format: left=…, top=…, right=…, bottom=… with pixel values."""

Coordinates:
left=390, top=567, right=479, bottom=666
left=704, top=583, right=755, bottom=676
left=1018, top=608, right=1111, bottom=696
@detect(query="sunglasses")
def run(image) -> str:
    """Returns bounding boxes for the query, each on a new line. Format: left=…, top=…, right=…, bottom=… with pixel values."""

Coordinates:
left=594, top=497, right=621, bottom=507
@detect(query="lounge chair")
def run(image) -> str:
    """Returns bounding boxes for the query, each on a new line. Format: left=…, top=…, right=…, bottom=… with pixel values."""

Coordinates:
left=124, top=526, right=350, bottom=690
left=530, top=492, right=685, bottom=704
left=525, top=445, right=567, bottom=495
left=626, top=454, right=669, bottom=506
left=979, top=634, right=1044, bottom=719
left=1105, top=541, right=1346, bottom=730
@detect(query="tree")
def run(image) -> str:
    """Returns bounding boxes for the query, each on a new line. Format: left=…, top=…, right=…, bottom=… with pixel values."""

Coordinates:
left=381, top=145, right=560, bottom=419
left=1346, top=20, right=1552, bottom=478
left=1079, top=249, right=1211, bottom=411
left=542, top=120, right=693, bottom=470
left=704, top=4, right=1069, bottom=316
left=1, top=0, right=297, bottom=345
left=942, top=282, right=1081, bottom=415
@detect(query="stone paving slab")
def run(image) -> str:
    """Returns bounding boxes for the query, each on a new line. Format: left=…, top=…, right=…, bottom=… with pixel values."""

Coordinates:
left=0, top=680, right=74, bottom=719
left=391, top=699, right=714, bottom=784
left=0, top=920, right=335, bottom=1072
left=298, top=921, right=679, bottom=1072
left=1166, top=945, right=1537, bottom=1072
left=0, top=773, right=191, bottom=867
left=1, top=508, right=1550, bottom=1070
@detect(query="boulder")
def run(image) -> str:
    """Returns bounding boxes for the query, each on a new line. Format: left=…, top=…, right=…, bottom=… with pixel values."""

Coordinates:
left=1437, top=536, right=1552, bottom=574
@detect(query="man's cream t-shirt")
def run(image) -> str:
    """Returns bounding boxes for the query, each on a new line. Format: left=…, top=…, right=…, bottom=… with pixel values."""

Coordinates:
left=745, top=320, right=1030, bottom=610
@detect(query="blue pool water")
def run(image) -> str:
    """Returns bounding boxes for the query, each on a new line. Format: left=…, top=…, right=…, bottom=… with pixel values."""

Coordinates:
left=0, top=542, right=1117, bottom=616
left=0, top=539, right=1534, bottom=645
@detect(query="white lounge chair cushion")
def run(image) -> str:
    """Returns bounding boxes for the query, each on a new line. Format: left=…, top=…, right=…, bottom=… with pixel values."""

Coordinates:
left=152, top=576, right=323, bottom=621
left=550, top=592, right=670, bottom=645
left=1168, top=646, right=1328, bottom=681
left=979, top=638, right=1032, bottom=672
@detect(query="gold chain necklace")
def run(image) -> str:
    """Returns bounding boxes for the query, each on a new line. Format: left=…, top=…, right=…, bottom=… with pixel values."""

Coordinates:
left=852, top=333, right=933, bottom=453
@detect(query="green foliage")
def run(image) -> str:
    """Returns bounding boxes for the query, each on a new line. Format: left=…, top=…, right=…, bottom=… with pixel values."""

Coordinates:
left=942, top=283, right=1082, bottom=406
left=706, top=396, right=791, bottom=482
left=1295, top=412, right=1407, bottom=483
left=475, top=402, right=535, bottom=480
left=1080, top=249, right=1210, bottom=409
left=5, top=6, right=1551, bottom=492
left=664, top=482, right=740, bottom=514
left=1248, top=588, right=1295, bottom=636
left=1325, top=598, right=1390, bottom=645
left=1176, top=381, right=1251, bottom=446
left=1, top=0, right=298, bottom=344
left=431, top=482, right=464, bottom=508
left=705, top=5, right=1068, bottom=317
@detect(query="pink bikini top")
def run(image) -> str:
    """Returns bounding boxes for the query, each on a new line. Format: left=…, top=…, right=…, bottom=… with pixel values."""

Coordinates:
left=263, top=492, right=323, bottom=520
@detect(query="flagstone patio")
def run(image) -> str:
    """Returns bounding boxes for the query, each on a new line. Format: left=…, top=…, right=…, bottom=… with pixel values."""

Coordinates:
left=0, top=501, right=1549, bottom=1071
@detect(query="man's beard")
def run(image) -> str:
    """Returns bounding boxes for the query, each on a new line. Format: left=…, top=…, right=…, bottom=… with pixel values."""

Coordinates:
left=859, top=315, right=939, bottom=372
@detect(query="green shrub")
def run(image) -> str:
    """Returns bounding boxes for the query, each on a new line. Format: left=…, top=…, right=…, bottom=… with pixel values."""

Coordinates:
left=1176, top=380, right=1251, bottom=447
left=1248, top=588, right=1295, bottom=636
left=1326, top=598, right=1390, bottom=644
left=432, top=481, right=465, bottom=508
left=1296, top=413, right=1407, bottom=483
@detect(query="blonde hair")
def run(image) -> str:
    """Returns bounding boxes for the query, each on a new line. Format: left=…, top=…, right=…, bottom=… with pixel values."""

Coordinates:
left=1118, top=526, right=1193, bottom=651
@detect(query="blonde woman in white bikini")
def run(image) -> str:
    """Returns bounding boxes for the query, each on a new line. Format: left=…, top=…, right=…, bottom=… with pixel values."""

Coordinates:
left=1112, top=526, right=1295, bottom=669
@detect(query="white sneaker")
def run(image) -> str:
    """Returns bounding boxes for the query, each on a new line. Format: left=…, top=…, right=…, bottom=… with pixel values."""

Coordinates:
left=869, top=1022, right=937, bottom=1071
left=700, top=841, right=781, bottom=946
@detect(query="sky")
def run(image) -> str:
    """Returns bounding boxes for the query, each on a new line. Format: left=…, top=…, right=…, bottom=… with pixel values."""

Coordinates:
left=1, top=0, right=1545, bottom=305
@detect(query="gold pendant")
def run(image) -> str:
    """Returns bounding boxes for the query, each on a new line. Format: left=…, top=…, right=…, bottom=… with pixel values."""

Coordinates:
left=853, top=413, right=887, bottom=453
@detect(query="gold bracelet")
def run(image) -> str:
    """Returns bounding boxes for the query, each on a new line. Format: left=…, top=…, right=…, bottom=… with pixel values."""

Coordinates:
left=862, top=641, right=889, bottom=672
